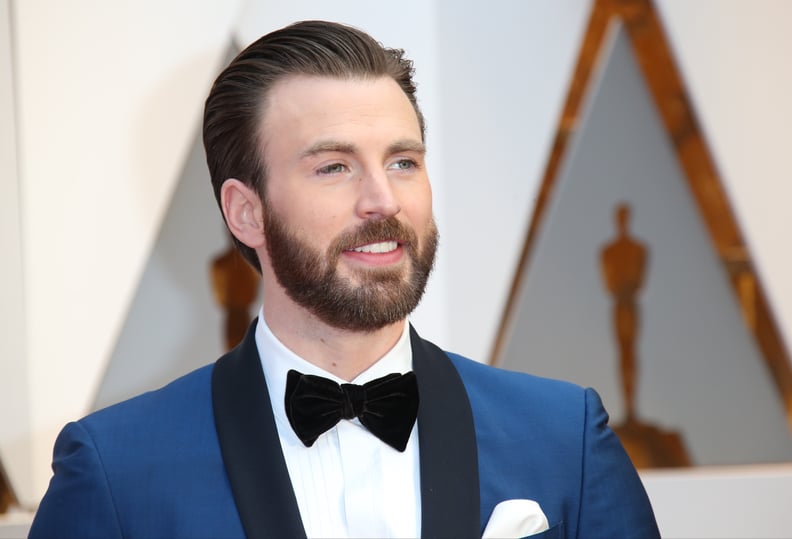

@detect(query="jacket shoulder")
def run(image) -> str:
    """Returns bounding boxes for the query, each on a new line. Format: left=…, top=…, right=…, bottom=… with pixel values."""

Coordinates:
left=82, top=363, right=215, bottom=432
left=445, top=351, right=587, bottom=411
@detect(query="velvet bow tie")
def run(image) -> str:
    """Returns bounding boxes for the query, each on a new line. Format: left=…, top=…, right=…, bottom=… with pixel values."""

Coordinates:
left=284, top=369, right=419, bottom=452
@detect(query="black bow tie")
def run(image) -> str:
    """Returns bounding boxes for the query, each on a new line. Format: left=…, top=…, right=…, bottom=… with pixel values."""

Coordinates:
left=284, top=369, right=419, bottom=452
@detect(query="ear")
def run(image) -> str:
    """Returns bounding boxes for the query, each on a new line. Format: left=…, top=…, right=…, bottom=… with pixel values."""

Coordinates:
left=220, top=179, right=266, bottom=249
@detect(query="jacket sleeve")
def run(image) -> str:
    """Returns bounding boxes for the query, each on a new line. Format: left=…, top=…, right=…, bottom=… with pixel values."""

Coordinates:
left=576, top=388, right=660, bottom=538
left=28, top=421, right=123, bottom=539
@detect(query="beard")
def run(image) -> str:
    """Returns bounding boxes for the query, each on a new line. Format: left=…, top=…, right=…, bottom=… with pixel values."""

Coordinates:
left=263, top=203, right=438, bottom=332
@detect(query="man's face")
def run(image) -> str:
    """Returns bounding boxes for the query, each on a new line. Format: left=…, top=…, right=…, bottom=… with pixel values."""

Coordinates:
left=258, top=75, right=437, bottom=332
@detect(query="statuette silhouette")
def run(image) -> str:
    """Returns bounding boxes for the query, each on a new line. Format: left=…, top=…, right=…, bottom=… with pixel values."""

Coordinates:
left=211, top=237, right=261, bottom=351
left=0, top=459, right=16, bottom=513
left=600, top=203, right=690, bottom=468
left=600, top=203, right=647, bottom=422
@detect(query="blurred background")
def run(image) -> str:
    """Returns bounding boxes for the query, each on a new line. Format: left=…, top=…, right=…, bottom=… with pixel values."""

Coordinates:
left=2, top=1, right=791, bottom=537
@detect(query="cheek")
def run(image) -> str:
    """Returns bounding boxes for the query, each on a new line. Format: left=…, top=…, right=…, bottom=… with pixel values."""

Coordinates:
left=273, top=183, right=341, bottom=227
left=402, top=183, right=433, bottom=226
left=300, top=201, right=348, bottom=244
left=304, top=196, right=345, bottom=225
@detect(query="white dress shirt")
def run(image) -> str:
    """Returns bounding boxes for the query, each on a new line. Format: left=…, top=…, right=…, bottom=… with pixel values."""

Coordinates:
left=255, top=309, right=421, bottom=538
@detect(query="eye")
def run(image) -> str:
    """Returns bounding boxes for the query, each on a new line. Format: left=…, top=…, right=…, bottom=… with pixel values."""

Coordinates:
left=388, top=158, right=417, bottom=171
left=317, top=162, right=348, bottom=175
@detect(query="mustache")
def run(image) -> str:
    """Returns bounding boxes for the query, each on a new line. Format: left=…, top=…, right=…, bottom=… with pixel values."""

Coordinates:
left=330, top=217, right=417, bottom=256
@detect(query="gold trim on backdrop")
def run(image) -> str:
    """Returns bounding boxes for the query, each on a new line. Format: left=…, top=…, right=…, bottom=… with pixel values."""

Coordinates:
left=489, top=0, right=792, bottom=429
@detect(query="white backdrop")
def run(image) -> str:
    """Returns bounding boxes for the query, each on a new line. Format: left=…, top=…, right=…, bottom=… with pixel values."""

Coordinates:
left=1, top=0, right=791, bottom=535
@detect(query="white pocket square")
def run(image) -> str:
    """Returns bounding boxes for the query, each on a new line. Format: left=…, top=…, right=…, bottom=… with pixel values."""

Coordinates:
left=482, top=499, right=550, bottom=538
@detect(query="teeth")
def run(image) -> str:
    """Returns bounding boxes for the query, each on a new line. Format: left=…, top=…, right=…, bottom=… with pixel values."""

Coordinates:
left=351, top=241, right=398, bottom=254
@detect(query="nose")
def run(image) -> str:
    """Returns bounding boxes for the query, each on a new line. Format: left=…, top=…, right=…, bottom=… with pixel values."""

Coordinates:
left=354, top=169, right=401, bottom=220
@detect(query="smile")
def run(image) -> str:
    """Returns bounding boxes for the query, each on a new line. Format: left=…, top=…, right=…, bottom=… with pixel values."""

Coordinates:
left=349, top=241, right=399, bottom=254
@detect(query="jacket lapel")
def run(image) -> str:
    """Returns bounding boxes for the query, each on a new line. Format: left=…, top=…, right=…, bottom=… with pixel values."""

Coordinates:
left=212, top=321, right=306, bottom=539
left=411, top=326, right=481, bottom=538
left=212, top=321, right=481, bottom=538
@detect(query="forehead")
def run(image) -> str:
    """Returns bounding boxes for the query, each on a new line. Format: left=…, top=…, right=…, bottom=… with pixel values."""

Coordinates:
left=259, top=75, right=423, bottom=154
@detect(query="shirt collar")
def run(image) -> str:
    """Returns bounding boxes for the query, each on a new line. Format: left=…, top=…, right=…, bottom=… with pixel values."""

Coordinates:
left=254, top=307, right=413, bottom=442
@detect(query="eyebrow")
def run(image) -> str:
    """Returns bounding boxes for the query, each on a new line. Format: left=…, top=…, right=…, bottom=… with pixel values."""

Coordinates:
left=387, top=139, right=426, bottom=155
left=300, top=141, right=356, bottom=159
left=299, top=138, right=426, bottom=160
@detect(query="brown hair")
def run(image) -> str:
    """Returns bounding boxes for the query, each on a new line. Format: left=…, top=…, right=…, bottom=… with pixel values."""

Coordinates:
left=203, top=20, right=425, bottom=272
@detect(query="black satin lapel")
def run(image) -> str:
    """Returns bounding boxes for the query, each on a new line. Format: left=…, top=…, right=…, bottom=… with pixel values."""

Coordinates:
left=212, top=320, right=306, bottom=539
left=411, top=325, right=481, bottom=538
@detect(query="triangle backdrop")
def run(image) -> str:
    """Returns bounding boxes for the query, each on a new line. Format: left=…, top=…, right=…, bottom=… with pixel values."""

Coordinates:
left=497, top=24, right=792, bottom=466
left=93, top=45, right=241, bottom=410
left=93, top=124, right=229, bottom=410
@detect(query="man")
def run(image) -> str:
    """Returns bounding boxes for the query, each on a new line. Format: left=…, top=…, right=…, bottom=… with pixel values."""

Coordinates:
left=30, top=21, right=659, bottom=538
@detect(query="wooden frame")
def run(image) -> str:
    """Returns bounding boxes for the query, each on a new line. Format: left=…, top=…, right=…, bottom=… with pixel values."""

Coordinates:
left=489, top=0, right=792, bottom=429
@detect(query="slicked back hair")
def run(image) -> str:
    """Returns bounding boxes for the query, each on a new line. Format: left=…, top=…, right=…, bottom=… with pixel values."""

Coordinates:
left=203, top=20, right=425, bottom=272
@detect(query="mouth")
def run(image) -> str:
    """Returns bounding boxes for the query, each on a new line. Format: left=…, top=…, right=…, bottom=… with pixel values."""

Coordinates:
left=348, top=241, right=400, bottom=254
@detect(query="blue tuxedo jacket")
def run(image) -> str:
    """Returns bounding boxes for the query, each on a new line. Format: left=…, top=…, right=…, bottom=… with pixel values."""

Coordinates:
left=30, top=324, right=658, bottom=538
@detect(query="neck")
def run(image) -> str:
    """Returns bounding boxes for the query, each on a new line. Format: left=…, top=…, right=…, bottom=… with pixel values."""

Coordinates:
left=262, top=292, right=406, bottom=381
